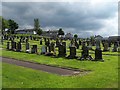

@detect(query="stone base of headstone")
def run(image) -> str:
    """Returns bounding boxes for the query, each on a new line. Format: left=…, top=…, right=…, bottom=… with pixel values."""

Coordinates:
left=45, top=52, right=55, bottom=56
left=78, top=55, right=93, bottom=61
left=67, top=55, right=78, bottom=59
left=26, top=49, right=30, bottom=53
left=93, top=49, right=104, bottom=62
left=58, top=54, right=66, bottom=57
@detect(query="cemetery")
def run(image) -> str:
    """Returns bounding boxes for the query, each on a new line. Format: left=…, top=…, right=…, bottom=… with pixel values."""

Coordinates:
left=1, top=33, right=119, bottom=88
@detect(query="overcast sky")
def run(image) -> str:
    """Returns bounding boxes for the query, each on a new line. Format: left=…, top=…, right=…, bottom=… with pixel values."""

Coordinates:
left=2, top=0, right=118, bottom=38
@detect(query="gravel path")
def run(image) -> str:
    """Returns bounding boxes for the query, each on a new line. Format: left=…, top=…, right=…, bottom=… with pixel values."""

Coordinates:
left=1, top=57, right=80, bottom=76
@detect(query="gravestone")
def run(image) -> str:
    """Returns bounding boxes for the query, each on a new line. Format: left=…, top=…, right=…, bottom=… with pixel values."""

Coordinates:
left=45, top=42, right=56, bottom=56
left=11, top=41, right=16, bottom=51
left=25, top=38, right=29, bottom=43
left=112, top=41, right=118, bottom=52
left=96, top=39, right=101, bottom=49
left=69, top=40, right=74, bottom=47
left=30, top=36, right=32, bottom=40
left=1, top=36, right=3, bottom=45
left=62, top=42, right=66, bottom=54
left=103, top=41, right=109, bottom=51
left=40, top=39, right=42, bottom=45
left=41, top=45, right=47, bottom=54
left=6, top=42, right=10, bottom=50
left=79, top=40, right=81, bottom=45
left=45, top=39, right=50, bottom=47
left=75, top=40, right=79, bottom=49
left=67, top=46, right=77, bottom=59
left=50, top=42, right=55, bottom=52
left=118, top=46, right=120, bottom=52
left=90, top=38, right=95, bottom=46
left=79, top=45, right=93, bottom=60
left=87, top=42, right=92, bottom=50
left=94, top=39, right=104, bottom=61
left=16, top=42, right=22, bottom=52
left=58, top=43, right=66, bottom=57
left=108, top=41, right=111, bottom=47
left=81, top=41, right=86, bottom=50
left=44, top=38, right=47, bottom=43
left=26, top=42, right=30, bottom=53
left=31, top=45, right=37, bottom=54
left=95, top=49, right=104, bottom=61
left=56, top=39, right=60, bottom=47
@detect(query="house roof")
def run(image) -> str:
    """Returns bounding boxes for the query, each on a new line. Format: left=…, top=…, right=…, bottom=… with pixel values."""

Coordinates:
left=16, top=29, right=34, bottom=32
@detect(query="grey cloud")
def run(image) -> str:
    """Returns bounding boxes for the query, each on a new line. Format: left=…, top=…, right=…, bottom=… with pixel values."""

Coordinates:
left=2, top=2, right=118, bottom=37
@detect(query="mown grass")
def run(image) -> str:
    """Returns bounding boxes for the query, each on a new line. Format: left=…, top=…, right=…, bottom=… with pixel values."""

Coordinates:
left=1, top=49, right=119, bottom=88
left=1, top=39, right=119, bottom=88
left=2, top=61, right=118, bottom=88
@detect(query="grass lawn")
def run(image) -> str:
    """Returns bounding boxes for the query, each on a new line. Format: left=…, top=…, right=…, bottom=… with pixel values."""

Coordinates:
left=1, top=49, right=119, bottom=88
left=1, top=39, right=119, bottom=88
left=2, top=62, right=118, bottom=88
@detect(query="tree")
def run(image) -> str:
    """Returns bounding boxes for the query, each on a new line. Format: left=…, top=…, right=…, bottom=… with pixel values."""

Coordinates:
left=74, top=34, right=78, bottom=39
left=34, top=18, right=42, bottom=35
left=58, top=28, right=64, bottom=36
left=1, top=17, right=9, bottom=34
left=8, top=19, right=18, bottom=34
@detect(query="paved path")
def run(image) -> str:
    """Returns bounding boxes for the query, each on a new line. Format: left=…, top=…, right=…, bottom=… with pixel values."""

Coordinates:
left=1, top=57, right=80, bottom=76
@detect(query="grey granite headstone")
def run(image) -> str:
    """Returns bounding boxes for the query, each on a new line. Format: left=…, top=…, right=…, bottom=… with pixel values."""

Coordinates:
left=112, top=41, right=118, bottom=52
left=31, top=45, right=37, bottom=54
left=96, top=39, right=101, bottom=49
left=41, top=45, right=47, bottom=54
left=103, top=41, right=109, bottom=51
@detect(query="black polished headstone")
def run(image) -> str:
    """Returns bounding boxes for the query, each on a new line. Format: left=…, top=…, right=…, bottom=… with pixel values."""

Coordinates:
left=94, top=48, right=104, bottom=61
left=58, top=43, right=66, bottom=57
left=16, top=42, right=22, bottom=52
left=6, top=42, right=10, bottom=50
left=67, top=46, right=77, bottom=59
